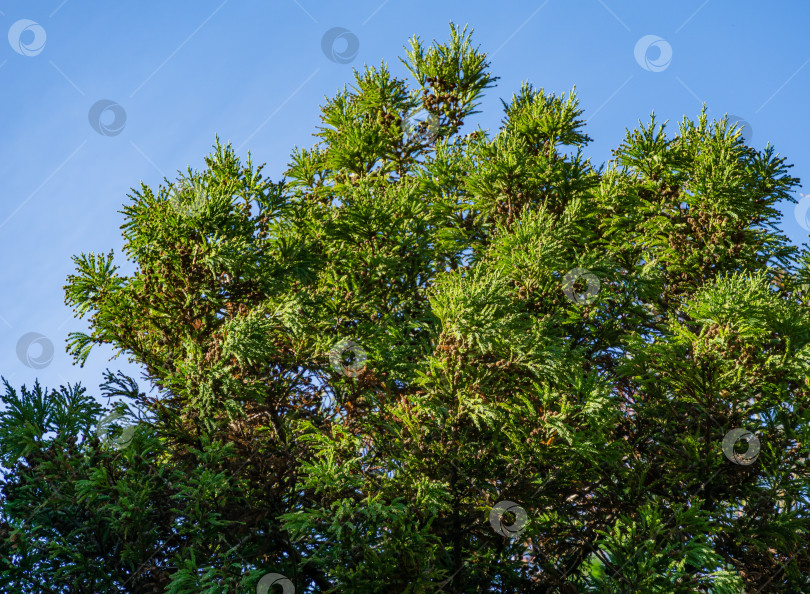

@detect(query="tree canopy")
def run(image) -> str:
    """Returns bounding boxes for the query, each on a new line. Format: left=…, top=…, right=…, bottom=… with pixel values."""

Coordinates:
left=1, top=23, right=808, bottom=593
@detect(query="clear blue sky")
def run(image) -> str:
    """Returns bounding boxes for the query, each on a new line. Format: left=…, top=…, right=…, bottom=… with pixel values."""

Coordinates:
left=1, top=0, right=809, bottom=402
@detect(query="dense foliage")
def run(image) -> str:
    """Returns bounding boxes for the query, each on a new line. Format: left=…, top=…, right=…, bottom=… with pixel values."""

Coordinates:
left=1, top=24, right=808, bottom=593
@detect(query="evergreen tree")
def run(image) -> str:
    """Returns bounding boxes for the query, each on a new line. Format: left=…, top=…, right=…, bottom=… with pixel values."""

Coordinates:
left=1, top=23, right=807, bottom=593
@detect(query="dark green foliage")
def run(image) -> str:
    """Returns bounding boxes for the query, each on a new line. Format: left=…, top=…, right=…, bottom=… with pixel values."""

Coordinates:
left=1, top=23, right=808, bottom=592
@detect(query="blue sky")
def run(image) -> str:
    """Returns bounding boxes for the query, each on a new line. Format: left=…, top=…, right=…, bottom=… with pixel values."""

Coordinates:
left=1, top=0, right=809, bottom=403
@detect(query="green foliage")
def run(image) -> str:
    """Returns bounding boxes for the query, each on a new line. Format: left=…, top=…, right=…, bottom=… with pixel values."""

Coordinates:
left=2, top=22, right=808, bottom=593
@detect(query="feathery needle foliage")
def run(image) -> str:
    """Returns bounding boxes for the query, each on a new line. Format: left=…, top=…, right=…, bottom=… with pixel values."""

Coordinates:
left=1, top=23, right=808, bottom=593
